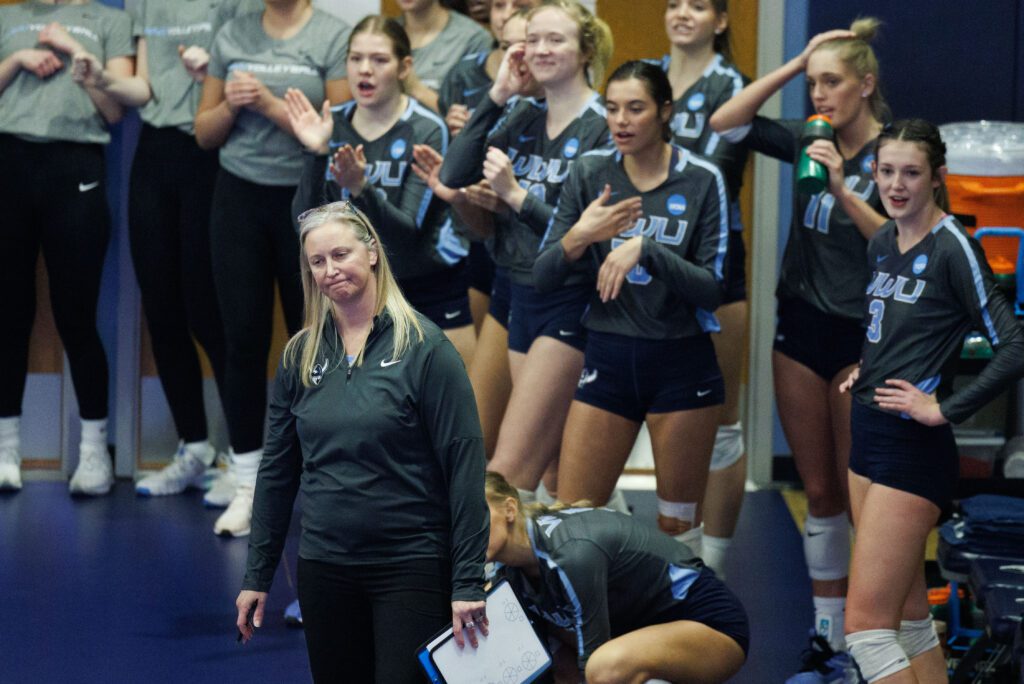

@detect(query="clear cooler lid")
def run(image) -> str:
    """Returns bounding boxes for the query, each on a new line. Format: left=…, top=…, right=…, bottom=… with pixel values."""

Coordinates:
left=939, top=121, right=1024, bottom=176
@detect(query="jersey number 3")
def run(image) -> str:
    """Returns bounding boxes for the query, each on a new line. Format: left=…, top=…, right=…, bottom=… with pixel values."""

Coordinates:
left=866, top=298, right=884, bottom=343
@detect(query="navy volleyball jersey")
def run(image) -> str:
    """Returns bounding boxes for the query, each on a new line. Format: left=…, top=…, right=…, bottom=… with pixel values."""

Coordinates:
left=722, top=118, right=884, bottom=319
left=852, top=216, right=1024, bottom=424
left=439, top=93, right=612, bottom=286
left=653, top=53, right=750, bottom=204
left=534, top=145, right=729, bottom=339
left=501, top=508, right=702, bottom=670
left=293, top=98, right=467, bottom=280
left=437, top=50, right=492, bottom=118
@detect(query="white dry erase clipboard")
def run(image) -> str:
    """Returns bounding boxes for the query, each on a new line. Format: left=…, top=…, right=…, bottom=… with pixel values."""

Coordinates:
left=416, top=579, right=552, bottom=684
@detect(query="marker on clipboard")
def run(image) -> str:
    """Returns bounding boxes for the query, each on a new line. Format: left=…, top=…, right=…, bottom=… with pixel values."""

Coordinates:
left=416, top=579, right=551, bottom=684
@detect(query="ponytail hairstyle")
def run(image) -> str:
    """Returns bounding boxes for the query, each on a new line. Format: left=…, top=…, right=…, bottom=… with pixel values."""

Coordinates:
left=813, top=17, right=890, bottom=124
left=528, top=0, right=614, bottom=87
left=606, top=60, right=674, bottom=142
left=484, top=470, right=592, bottom=518
left=286, top=202, right=424, bottom=387
left=710, top=0, right=732, bottom=61
left=348, top=15, right=413, bottom=93
left=875, top=119, right=950, bottom=213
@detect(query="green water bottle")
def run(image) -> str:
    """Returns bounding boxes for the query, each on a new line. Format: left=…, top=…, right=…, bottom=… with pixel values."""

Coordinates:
left=796, top=114, right=834, bottom=194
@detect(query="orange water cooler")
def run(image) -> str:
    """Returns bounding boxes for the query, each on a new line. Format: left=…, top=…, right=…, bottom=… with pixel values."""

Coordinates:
left=940, top=121, right=1024, bottom=276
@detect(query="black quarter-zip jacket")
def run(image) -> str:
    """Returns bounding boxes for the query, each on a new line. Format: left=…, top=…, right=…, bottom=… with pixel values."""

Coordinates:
left=243, top=312, right=488, bottom=602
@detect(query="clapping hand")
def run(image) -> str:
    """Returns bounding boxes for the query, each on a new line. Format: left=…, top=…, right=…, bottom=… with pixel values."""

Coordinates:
left=446, top=104, right=471, bottom=137
left=330, top=144, right=368, bottom=196
left=285, top=87, right=333, bottom=154
left=481, top=146, right=520, bottom=204
left=411, top=144, right=460, bottom=204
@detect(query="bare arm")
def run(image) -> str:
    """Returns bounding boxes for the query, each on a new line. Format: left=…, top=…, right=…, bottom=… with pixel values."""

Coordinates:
left=79, top=55, right=134, bottom=124
left=73, top=48, right=150, bottom=108
left=406, top=70, right=439, bottom=112
left=326, top=78, right=351, bottom=106
left=710, top=29, right=855, bottom=132
left=0, top=49, right=63, bottom=93
left=194, top=75, right=237, bottom=150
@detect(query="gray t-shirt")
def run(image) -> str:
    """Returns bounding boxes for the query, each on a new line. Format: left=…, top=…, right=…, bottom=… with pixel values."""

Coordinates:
left=126, top=0, right=261, bottom=134
left=208, top=8, right=349, bottom=186
left=0, top=0, right=134, bottom=144
left=401, top=10, right=492, bottom=91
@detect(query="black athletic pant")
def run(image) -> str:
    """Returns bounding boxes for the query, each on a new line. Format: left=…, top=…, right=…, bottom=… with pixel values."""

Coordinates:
left=130, top=124, right=226, bottom=443
left=0, top=134, right=110, bottom=420
left=297, top=555, right=453, bottom=683
left=208, top=168, right=303, bottom=453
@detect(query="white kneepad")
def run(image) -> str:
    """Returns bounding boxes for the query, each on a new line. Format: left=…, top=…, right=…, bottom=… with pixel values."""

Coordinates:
left=710, top=421, right=744, bottom=471
left=803, top=513, right=850, bottom=581
left=898, top=617, right=939, bottom=659
left=846, top=629, right=910, bottom=683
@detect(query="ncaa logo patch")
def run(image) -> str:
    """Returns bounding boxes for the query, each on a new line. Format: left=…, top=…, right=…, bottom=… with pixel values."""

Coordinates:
left=687, top=92, right=705, bottom=111
left=861, top=154, right=875, bottom=176
left=390, top=138, right=407, bottom=160
left=666, top=194, right=687, bottom=216
left=912, top=254, right=928, bottom=275
left=310, top=363, right=324, bottom=386
left=563, top=137, right=580, bottom=158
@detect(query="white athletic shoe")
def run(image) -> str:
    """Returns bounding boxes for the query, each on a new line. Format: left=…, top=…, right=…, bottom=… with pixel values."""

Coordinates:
left=135, top=442, right=210, bottom=496
left=203, top=454, right=236, bottom=508
left=69, top=444, right=114, bottom=496
left=0, top=443, right=22, bottom=491
left=213, top=484, right=254, bottom=537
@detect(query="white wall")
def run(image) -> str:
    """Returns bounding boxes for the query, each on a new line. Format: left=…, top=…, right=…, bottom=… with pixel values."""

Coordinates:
left=314, top=0, right=380, bottom=23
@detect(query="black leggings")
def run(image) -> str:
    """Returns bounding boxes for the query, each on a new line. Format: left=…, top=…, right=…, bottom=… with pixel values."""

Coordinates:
left=297, top=555, right=453, bottom=684
left=209, top=168, right=303, bottom=453
left=129, top=125, right=226, bottom=442
left=0, top=134, right=110, bottom=419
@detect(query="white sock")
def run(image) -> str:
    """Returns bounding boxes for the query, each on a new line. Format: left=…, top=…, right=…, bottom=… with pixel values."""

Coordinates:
left=80, top=418, right=107, bottom=449
left=701, top=534, right=732, bottom=578
left=813, top=596, right=846, bottom=651
left=231, top=448, right=262, bottom=487
left=0, top=416, right=20, bottom=448
left=184, top=440, right=215, bottom=466
left=674, top=523, right=703, bottom=558
left=516, top=487, right=537, bottom=505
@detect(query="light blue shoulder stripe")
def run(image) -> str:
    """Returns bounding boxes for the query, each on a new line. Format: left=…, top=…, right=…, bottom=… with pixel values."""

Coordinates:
left=939, top=216, right=999, bottom=343
left=330, top=100, right=356, bottom=115
left=686, top=153, right=730, bottom=282
left=408, top=99, right=450, bottom=152
left=526, top=521, right=586, bottom=664
left=581, top=91, right=606, bottom=117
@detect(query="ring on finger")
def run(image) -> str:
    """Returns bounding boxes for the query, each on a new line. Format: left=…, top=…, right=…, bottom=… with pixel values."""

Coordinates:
left=465, top=621, right=475, bottom=629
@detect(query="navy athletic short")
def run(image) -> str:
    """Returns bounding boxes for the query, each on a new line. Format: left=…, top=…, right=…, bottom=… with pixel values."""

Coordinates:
left=616, top=568, right=750, bottom=656
left=467, top=241, right=495, bottom=295
left=400, top=263, right=472, bottom=329
left=722, top=202, right=747, bottom=305
left=575, top=331, right=724, bottom=421
left=487, top=267, right=511, bottom=330
left=849, top=400, right=959, bottom=511
left=507, top=281, right=588, bottom=353
left=773, top=297, right=864, bottom=381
